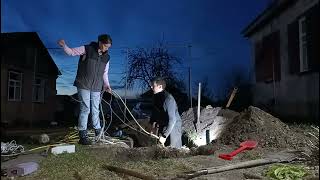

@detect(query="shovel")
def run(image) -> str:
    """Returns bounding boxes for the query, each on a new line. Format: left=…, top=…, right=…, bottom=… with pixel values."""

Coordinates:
left=219, top=140, right=258, bottom=160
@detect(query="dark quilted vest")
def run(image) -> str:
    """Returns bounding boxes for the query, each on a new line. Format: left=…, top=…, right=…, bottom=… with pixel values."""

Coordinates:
left=74, top=42, right=110, bottom=91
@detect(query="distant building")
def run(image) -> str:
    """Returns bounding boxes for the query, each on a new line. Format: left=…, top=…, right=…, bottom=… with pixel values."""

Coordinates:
left=243, top=0, right=319, bottom=121
left=1, top=32, right=61, bottom=127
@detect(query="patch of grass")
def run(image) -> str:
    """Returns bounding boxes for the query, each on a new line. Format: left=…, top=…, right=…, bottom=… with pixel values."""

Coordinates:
left=18, top=145, right=124, bottom=180
left=13, top=145, right=196, bottom=180
left=265, top=164, right=309, bottom=180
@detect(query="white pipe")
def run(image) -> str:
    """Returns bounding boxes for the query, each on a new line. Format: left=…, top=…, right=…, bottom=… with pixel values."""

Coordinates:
left=197, top=82, right=201, bottom=128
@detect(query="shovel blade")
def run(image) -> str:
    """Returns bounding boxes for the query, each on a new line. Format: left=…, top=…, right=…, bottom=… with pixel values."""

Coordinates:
left=240, top=140, right=258, bottom=149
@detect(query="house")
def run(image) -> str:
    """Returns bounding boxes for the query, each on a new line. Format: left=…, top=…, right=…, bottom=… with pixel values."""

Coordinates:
left=242, top=0, right=319, bottom=121
left=1, top=32, right=61, bottom=128
left=55, top=94, right=78, bottom=127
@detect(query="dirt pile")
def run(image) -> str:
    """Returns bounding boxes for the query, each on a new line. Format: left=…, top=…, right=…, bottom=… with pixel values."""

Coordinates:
left=181, top=106, right=239, bottom=146
left=217, top=106, right=314, bottom=150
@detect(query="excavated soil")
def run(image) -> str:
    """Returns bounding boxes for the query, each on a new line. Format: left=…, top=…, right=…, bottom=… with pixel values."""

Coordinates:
left=216, top=106, right=317, bottom=150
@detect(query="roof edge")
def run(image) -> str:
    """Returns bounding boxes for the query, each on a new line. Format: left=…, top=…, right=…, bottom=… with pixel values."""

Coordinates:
left=242, top=0, right=298, bottom=38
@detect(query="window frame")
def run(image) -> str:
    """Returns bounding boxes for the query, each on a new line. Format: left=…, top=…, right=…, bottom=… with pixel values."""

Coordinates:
left=298, top=16, right=309, bottom=72
left=32, top=77, right=47, bottom=103
left=8, top=71, right=23, bottom=101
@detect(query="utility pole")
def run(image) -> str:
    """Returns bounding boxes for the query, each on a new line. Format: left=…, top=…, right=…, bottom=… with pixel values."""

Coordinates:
left=188, top=67, right=192, bottom=108
left=188, top=45, right=192, bottom=108
left=163, top=42, right=193, bottom=108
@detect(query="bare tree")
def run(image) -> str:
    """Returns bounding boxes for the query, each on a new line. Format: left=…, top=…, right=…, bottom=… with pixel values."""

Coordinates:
left=125, top=43, right=183, bottom=91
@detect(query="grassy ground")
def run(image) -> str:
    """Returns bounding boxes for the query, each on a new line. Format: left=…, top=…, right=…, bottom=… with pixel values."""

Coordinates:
left=17, top=145, right=118, bottom=180
left=11, top=145, right=194, bottom=180
left=1, top=122, right=318, bottom=180
left=2, top=144, right=318, bottom=180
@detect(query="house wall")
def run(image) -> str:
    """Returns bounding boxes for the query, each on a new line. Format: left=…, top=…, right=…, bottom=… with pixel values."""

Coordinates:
left=1, top=47, right=58, bottom=127
left=1, top=64, right=9, bottom=125
left=249, top=0, right=319, bottom=121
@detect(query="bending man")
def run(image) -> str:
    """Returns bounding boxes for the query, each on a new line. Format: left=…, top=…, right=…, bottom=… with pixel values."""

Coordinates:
left=150, top=77, right=182, bottom=148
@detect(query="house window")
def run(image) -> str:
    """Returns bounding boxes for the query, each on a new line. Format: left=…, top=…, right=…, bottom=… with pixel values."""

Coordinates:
left=255, top=31, right=281, bottom=82
left=8, top=71, right=23, bottom=101
left=33, top=77, right=46, bottom=103
left=299, top=17, right=309, bottom=72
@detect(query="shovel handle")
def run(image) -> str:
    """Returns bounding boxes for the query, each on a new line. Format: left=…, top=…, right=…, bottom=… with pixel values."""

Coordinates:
left=218, top=154, right=233, bottom=160
left=228, top=146, right=247, bottom=157
left=226, top=88, right=238, bottom=108
left=218, top=146, right=247, bottom=160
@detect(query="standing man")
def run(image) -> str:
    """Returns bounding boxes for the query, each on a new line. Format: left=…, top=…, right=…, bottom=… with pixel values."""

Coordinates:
left=58, top=34, right=112, bottom=145
left=149, top=77, right=182, bottom=149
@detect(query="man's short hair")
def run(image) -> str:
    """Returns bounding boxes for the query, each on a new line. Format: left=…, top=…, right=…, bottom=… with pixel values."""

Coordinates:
left=98, top=34, right=112, bottom=44
left=151, top=77, right=166, bottom=89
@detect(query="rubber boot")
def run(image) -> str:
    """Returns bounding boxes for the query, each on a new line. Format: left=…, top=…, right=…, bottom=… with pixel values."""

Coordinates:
left=78, top=130, right=92, bottom=145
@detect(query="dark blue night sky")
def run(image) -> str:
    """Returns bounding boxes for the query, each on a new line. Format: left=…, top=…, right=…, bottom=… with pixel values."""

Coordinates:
left=1, top=0, right=271, bottom=98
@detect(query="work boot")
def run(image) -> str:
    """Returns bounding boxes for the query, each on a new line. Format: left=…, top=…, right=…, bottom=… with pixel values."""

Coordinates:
left=94, top=128, right=102, bottom=137
left=78, top=130, right=92, bottom=145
